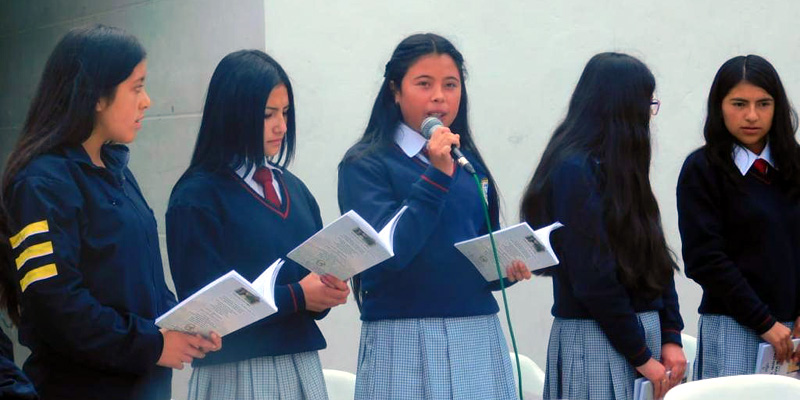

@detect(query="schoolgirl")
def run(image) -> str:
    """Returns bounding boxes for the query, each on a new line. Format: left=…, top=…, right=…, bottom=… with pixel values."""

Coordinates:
left=338, top=33, right=531, bottom=399
left=166, top=50, right=349, bottom=400
left=520, top=53, right=685, bottom=400
left=677, top=55, right=800, bottom=379
left=0, top=25, right=219, bottom=400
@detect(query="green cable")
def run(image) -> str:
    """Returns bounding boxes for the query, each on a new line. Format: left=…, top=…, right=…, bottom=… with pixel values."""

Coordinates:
left=472, top=173, right=524, bottom=400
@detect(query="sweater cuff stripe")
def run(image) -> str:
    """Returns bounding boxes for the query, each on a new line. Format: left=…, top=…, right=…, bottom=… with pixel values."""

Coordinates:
left=421, top=175, right=448, bottom=192
left=287, top=284, right=299, bottom=312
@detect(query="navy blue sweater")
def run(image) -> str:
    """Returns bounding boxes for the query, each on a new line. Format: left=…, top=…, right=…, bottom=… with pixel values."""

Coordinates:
left=166, top=168, right=328, bottom=366
left=677, top=148, right=800, bottom=334
left=5, top=145, right=175, bottom=400
left=545, top=156, right=683, bottom=367
left=338, top=143, right=512, bottom=321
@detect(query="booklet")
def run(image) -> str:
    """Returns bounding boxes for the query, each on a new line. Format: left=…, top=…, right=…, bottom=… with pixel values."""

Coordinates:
left=454, top=222, right=563, bottom=281
left=287, top=206, right=408, bottom=280
left=155, top=259, right=284, bottom=338
left=633, top=377, right=655, bottom=400
left=755, top=338, right=800, bottom=377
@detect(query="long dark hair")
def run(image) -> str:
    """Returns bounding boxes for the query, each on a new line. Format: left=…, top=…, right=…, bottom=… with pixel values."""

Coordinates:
left=182, top=50, right=296, bottom=179
left=704, top=55, right=800, bottom=191
left=341, top=33, right=499, bottom=218
left=0, top=25, right=146, bottom=324
left=341, top=33, right=500, bottom=307
left=520, top=52, right=676, bottom=298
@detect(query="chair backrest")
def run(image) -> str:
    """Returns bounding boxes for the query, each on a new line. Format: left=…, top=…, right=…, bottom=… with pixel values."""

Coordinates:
left=323, top=369, right=356, bottom=400
left=664, top=374, right=800, bottom=400
left=509, top=352, right=546, bottom=398
left=680, top=333, right=697, bottom=381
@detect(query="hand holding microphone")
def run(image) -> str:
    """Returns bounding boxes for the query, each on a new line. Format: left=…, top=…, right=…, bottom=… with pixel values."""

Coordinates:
left=421, top=117, right=476, bottom=175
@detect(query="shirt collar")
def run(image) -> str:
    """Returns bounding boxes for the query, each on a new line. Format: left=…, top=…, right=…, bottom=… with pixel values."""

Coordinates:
left=732, top=142, right=775, bottom=176
left=234, top=158, right=281, bottom=179
left=394, top=123, right=427, bottom=158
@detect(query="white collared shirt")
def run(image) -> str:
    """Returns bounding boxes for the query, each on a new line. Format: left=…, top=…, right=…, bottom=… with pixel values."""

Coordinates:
left=732, top=142, right=775, bottom=176
left=394, top=123, right=430, bottom=163
left=235, top=159, right=283, bottom=203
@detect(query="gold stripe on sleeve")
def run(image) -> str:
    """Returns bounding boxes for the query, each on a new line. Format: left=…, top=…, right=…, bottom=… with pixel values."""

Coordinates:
left=9, top=220, right=49, bottom=249
left=15, top=241, right=54, bottom=270
left=20, top=264, right=58, bottom=292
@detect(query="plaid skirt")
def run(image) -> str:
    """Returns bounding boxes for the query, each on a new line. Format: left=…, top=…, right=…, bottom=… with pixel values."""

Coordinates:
left=355, top=314, right=517, bottom=399
left=187, top=351, right=328, bottom=400
left=544, top=311, right=661, bottom=400
left=694, top=314, right=795, bottom=380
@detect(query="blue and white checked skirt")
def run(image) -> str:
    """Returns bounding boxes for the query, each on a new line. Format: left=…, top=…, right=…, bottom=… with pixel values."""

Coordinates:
left=355, top=314, right=517, bottom=399
left=544, top=311, right=661, bottom=400
left=694, top=314, right=794, bottom=380
left=187, top=351, right=328, bottom=400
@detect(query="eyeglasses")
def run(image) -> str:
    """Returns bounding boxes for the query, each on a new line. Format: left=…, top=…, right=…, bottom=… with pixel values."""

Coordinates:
left=650, top=99, right=661, bottom=116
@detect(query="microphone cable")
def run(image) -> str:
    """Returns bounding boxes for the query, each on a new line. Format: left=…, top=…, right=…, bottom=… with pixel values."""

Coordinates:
left=470, top=171, right=525, bottom=400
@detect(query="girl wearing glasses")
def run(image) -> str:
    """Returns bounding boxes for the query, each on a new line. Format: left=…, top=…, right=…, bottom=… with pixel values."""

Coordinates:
left=677, top=55, right=800, bottom=379
left=521, top=52, right=685, bottom=400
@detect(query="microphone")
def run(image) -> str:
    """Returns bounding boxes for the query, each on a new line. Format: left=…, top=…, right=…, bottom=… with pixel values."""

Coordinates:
left=420, top=117, right=476, bottom=174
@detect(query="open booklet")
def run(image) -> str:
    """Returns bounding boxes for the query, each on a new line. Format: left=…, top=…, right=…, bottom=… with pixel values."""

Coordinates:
left=155, top=259, right=284, bottom=338
left=287, top=206, right=408, bottom=280
left=755, top=338, right=800, bottom=377
left=633, top=361, right=690, bottom=400
left=454, top=222, right=563, bottom=281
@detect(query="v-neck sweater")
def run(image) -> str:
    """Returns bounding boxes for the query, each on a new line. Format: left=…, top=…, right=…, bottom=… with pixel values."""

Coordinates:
left=166, top=168, right=327, bottom=366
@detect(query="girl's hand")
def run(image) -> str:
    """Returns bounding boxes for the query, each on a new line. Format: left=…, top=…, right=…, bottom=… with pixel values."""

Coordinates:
left=505, top=260, right=532, bottom=282
left=636, top=358, right=669, bottom=399
left=762, top=321, right=793, bottom=364
left=661, top=342, right=686, bottom=387
left=157, top=329, right=220, bottom=369
left=299, top=273, right=349, bottom=312
left=426, top=126, right=459, bottom=176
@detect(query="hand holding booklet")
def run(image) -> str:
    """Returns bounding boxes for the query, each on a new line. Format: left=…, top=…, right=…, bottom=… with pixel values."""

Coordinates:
left=454, top=222, right=563, bottom=281
left=156, top=259, right=284, bottom=338
left=287, top=206, right=407, bottom=280
left=755, top=338, right=800, bottom=377
left=633, top=361, right=690, bottom=400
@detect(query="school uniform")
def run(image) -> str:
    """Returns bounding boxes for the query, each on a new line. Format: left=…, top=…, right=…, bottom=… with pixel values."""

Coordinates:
left=677, top=144, right=800, bottom=379
left=337, top=123, right=517, bottom=399
left=541, top=155, right=683, bottom=400
left=166, top=162, right=329, bottom=400
left=4, top=144, right=175, bottom=400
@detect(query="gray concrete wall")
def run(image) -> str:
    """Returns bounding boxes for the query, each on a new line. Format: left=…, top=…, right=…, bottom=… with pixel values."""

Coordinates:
left=0, top=1, right=265, bottom=398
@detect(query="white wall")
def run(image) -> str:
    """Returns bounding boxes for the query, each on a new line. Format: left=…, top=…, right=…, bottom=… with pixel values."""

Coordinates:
left=264, top=0, right=800, bottom=373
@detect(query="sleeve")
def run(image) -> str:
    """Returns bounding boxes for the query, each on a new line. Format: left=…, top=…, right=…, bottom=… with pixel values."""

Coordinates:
left=337, top=154, right=453, bottom=271
left=6, top=176, right=163, bottom=374
left=551, top=160, right=652, bottom=367
left=166, top=203, right=306, bottom=324
left=659, top=274, right=684, bottom=346
left=677, top=155, right=775, bottom=334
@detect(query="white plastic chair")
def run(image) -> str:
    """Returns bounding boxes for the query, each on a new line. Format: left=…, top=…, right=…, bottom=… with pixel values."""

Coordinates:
left=509, top=352, right=546, bottom=399
left=323, top=369, right=356, bottom=400
left=680, top=333, right=697, bottom=382
left=664, top=374, right=800, bottom=400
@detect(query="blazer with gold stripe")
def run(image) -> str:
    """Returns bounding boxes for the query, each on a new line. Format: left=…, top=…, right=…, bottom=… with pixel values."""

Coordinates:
left=4, top=144, right=175, bottom=400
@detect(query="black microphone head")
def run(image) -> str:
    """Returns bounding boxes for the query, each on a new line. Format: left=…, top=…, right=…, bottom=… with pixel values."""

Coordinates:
left=420, top=117, right=443, bottom=139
